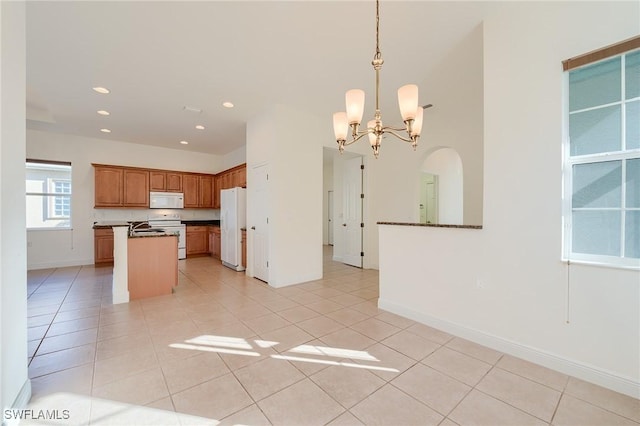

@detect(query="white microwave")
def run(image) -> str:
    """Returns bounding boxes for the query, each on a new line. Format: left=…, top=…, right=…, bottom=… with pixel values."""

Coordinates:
left=150, top=192, right=184, bottom=209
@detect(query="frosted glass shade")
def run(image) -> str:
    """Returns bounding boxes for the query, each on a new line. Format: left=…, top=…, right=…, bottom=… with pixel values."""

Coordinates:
left=333, top=112, right=348, bottom=140
left=346, top=89, right=365, bottom=125
left=411, top=107, right=423, bottom=137
left=367, top=120, right=377, bottom=146
left=398, top=84, right=418, bottom=121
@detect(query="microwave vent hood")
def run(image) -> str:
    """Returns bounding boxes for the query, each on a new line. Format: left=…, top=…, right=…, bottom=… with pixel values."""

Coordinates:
left=150, top=192, right=184, bottom=209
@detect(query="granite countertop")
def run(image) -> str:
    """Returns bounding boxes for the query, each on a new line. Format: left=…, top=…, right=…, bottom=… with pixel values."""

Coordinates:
left=129, top=230, right=179, bottom=238
left=377, top=221, right=483, bottom=229
left=93, top=221, right=131, bottom=229
left=182, top=220, right=220, bottom=226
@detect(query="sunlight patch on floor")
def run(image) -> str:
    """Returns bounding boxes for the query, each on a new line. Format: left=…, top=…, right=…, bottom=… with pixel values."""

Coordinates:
left=170, top=334, right=399, bottom=374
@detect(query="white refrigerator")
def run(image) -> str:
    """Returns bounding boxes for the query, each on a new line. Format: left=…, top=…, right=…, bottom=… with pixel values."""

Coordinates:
left=220, top=187, right=246, bottom=271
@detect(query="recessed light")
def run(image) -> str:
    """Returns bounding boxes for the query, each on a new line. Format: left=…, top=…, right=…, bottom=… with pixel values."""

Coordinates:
left=222, top=101, right=234, bottom=108
left=100, top=128, right=111, bottom=133
left=195, top=125, right=205, bottom=130
left=180, top=140, right=189, bottom=145
left=93, top=87, right=110, bottom=94
left=97, top=110, right=110, bottom=116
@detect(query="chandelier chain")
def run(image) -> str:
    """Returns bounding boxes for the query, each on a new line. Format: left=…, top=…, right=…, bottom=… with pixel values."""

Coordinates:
left=374, top=0, right=381, bottom=60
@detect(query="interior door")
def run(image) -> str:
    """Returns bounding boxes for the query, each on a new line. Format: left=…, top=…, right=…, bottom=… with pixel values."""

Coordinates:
left=252, top=164, right=269, bottom=282
left=342, top=156, right=363, bottom=268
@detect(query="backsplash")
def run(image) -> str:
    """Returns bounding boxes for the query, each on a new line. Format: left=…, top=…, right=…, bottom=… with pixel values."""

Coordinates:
left=92, top=208, right=219, bottom=223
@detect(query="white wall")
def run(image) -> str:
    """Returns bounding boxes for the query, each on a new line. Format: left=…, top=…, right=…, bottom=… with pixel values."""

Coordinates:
left=379, top=1, right=640, bottom=397
left=246, top=105, right=324, bottom=287
left=26, top=130, right=224, bottom=269
left=221, top=145, right=246, bottom=170
left=1, top=0, right=30, bottom=410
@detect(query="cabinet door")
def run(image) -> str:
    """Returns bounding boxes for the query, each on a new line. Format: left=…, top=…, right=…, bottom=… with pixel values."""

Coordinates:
left=213, top=175, right=221, bottom=209
left=94, top=166, right=123, bottom=207
left=166, top=173, right=183, bottom=192
left=123, top=169, right=149, bottom=207
left=183, top=175, right=200, bottom=208
left=238, top=165, right=247, bottom=188
left=200, top=175, right=214, bottom=208
left=186, top=227, right=208, bottom=255
left=214, top=228, right=221, bottom=260
left=94, top=228, right=114, bottom=264
left=241, top=230, right=246, bottom=267
left=149, top=171, right=166, bottom=191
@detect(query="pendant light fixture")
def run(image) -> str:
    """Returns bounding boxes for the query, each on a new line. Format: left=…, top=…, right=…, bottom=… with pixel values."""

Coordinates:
left=332, top=0, right=432, bottom=158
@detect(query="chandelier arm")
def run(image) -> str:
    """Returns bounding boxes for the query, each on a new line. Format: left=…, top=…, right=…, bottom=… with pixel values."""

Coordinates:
left=343, top=132, right=372, bottom=147
left=383, top=130, right=415, bottom=144
left=382, top=125, right=409, bottom=132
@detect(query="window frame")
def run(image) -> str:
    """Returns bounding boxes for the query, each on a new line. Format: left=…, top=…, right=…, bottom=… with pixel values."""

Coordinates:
left=26, top=159, right=73, bottom=230
left=562, top=42, right=640, bottom=269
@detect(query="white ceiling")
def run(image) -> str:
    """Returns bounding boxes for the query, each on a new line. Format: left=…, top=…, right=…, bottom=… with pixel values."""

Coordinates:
left=26, top=1, right=488, bottom=156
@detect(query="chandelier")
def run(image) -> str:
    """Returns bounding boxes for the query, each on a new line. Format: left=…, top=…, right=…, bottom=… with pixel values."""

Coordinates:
left=332, top=0, right=432, bottom=158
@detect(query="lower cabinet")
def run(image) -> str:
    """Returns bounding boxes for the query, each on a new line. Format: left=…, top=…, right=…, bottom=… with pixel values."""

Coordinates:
left=209, top=226, right=221, bottom=260
left=186, top=225, right=209, bottom=257
left=241, top=229, right=247, bottom=268
left=94, top=228, right=114, bottom=264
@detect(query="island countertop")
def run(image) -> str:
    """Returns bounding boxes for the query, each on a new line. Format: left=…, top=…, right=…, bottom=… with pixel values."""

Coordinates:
left=377, top=221, right=482, bottom=229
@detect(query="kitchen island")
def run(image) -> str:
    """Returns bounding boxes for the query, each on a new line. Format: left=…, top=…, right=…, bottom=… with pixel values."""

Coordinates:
left=127, top=231, right=178, bottom=300
left=97, top=223, right=179, bottom=303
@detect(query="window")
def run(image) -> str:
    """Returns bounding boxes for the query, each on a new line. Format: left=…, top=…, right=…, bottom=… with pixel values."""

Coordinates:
left=26, top=160, right=72, bottom=229
left=563, top=38, right=640, bottom=268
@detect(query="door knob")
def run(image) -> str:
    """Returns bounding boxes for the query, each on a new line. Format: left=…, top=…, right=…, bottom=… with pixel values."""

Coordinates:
left=342, top=224, right=347, bottom=227
left=251, top=226, right=256, bottom=230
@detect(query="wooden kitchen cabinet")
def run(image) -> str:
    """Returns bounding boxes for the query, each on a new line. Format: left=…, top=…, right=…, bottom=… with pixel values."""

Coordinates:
left=150, top=171, right=183, bottom=192
left=183, top=174, right=200, bottom=208
left=213, top=164, right=247, bottom=208
left=94, top=166, right=124, bottom=207
left=186, top=225, right=209, bottom=256
left=213, top=176, right=221, bottom=209
left=200, top=175, right=214, bottom=208
left=94, top=228, right=114, bottom=264
left=209, top=226, right=221, bottom=260
left=123, top=169, right=149, bottom=207
left=94, top=164, right=149, bottom=208
left=184, top=174, right=214, bottom=208
left=241, top=229, right=246, bottom=268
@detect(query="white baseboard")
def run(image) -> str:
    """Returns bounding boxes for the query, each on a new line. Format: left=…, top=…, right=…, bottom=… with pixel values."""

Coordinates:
left=379, top=298, right=640, bottom=399
left=27, top=258, right=94, bottom=271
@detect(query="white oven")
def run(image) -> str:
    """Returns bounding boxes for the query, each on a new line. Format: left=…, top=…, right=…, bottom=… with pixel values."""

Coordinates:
left=148, top=213, right=186, bottom=259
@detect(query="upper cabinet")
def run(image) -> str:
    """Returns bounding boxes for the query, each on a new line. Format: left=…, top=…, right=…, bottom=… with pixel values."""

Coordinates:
left=123, top=169, right=149, bottom=207
left=150, top=171, right=183, bottom=192
left=94, top=163, right=245, bottom=209
left=183, top=174, right=214, bottom=208
left=94, top=165, right=148, bottom=208
left=94, top=166, right=124, bottom=207
left=182, top=174, right=200, bottom=208
left=213, top=164, right=246, bottom=209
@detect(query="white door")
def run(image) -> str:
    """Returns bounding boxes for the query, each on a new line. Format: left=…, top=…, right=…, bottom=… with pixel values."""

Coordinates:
left=342, top=156, right=363, bottom=268
left=328, top=190, right=334, bottom=246
left=252, top=164, right=269, bottom=282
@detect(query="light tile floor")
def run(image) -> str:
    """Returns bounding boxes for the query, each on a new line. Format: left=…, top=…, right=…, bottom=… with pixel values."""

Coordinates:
left=24, top=247, right=639, bottom=425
